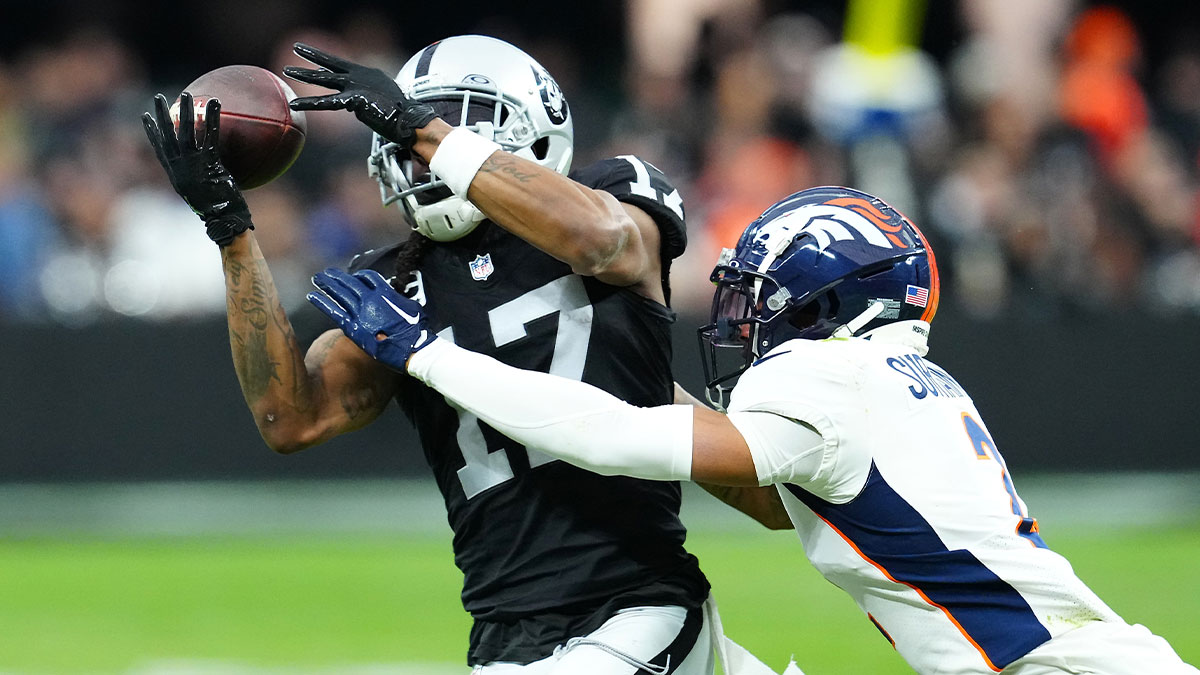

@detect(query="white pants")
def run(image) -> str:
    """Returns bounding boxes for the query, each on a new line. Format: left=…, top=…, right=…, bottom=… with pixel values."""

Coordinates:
left=1006, top=621, right=1199, bottom=674
left=472, top=604, right=713, bottom=675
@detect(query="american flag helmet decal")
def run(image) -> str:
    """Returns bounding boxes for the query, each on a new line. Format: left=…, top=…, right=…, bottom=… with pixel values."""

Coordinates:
left=905, top=285, right=929, bottom=307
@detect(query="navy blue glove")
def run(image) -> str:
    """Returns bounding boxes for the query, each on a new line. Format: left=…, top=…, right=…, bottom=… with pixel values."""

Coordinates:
left=284, top=43, right=438, bottom=150
left=308, top=268, right=437, bottom=372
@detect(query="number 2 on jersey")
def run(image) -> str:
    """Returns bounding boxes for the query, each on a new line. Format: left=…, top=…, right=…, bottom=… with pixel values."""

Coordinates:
left=442, top=276, right=593, bottom=499
left=961, top=413, right=1047, bottom=548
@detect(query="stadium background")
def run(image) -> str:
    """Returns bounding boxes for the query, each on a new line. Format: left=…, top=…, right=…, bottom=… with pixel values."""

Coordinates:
left=2, top=0, right=1199, bottom=673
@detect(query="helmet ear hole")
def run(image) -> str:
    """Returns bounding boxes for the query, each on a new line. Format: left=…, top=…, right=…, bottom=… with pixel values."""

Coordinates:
left=531, top=137, right=549, bottom=160
left=786, top=301, right=819, bottom=333
left=786, top=291, right=838, bottom=334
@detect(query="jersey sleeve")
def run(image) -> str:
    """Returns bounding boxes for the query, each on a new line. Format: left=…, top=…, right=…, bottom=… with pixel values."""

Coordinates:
left=347, top=243, right=402, bottom=274
left=727, top=410, right=826, bottom=486
left=569, top=156, right=687, bottom=260
left=726, top=341, right=872, bottom=502
left=346, top=242, right=430, bottom=304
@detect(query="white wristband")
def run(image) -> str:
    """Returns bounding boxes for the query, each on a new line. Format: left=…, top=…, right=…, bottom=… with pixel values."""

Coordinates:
left=428, top=128, right=502, bottom=198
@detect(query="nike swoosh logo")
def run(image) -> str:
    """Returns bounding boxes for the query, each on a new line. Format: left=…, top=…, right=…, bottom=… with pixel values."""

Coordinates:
left=383, top=296, right=420, bottom=325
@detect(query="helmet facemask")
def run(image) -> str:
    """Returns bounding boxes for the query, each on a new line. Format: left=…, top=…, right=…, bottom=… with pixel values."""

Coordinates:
left=369, top=79, right=572, bottom=242
left=370, top=92, right=503, bottom=241
left=697, top=248, right=904, bottom=409
left=698, top=269, right=757, bottom=410
left=697, top=258, right=819, bottom=410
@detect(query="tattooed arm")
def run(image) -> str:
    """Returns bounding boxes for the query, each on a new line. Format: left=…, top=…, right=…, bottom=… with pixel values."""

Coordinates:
left=221, top=232, right=399, bottom=453
left=411, top=120, right=665, bottom=303
left=674, top=384, right=793, bottom=530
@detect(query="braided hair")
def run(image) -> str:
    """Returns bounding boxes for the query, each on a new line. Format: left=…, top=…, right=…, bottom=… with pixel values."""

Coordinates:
left=390, top=233, right=435, bottom=293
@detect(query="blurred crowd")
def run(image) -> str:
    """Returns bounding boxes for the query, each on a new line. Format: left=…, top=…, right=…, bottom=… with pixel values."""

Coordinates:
left=2, top=0, right=1200, bottom=327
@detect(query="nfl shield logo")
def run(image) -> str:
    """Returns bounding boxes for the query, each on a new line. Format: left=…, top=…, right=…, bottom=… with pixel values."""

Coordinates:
left=469, top=253, right=494, bottom=281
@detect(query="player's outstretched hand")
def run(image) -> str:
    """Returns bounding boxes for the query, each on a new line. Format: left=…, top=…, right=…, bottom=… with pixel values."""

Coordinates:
left=308, top=268, right=437, bottom=372
left=284, top=43, right=438, bottom=149
left=141, top=92, right=252, bottom=247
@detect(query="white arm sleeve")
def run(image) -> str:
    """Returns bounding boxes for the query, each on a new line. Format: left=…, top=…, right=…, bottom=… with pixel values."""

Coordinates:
left=726, top=410, right=826, bottom=486
left=407, top=339, right=694, bottom=481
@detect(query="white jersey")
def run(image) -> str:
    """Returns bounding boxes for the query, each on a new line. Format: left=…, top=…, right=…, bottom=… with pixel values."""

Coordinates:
left=726, top=322, right=1126, bottom=674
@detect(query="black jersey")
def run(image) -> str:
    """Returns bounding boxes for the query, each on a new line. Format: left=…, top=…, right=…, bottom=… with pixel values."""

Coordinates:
left=350, top=157, right=709, bottom=665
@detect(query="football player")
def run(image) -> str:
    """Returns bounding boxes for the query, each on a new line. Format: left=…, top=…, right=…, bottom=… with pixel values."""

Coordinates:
left=308, top=186, right=1199, bottom=675
left=143, top=34, right=785, bottom=675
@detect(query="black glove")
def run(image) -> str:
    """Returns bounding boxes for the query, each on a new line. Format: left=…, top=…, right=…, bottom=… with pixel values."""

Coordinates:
left=141, top=92, right=253, bottom=247
left=283, top=42, right=438, bottom=149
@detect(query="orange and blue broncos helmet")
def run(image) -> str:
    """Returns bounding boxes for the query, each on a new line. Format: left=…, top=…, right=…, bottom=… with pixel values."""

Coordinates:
left=699, top=186, right=939, bottom=406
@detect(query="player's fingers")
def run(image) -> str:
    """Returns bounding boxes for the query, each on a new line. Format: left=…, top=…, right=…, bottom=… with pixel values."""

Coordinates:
left=307, top=290, right=353, bottom=327
left=177, top=91, right=196, bottom=149
left=309, top=276, right=358, bottom=319
left=141, top=112, right=175, bottom=172
left=288, top=95, right=352, bottom=112
left=312, top=268, right=364, bottom=308
left=141, top=113, right=171, bottom=169
left=282, top=66, right=345, bottom=89
left=203, top=98, right=222, bottom=152
left=151, top=94, right=173, bottom=136
left=140, top=112, right=162, bottom=150
left=353, top=269, right=390, bottom=290
left=292, top=42, right=354, bottom=73
left=152, top=94, right=180, bottom=159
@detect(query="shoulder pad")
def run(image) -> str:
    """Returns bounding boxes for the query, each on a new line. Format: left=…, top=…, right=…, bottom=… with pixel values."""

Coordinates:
left=348, top=242, right=405, bottom=274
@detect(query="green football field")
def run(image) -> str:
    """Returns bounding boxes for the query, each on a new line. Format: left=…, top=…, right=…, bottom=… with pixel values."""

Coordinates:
left=0, top=479, right=1197, bottom=674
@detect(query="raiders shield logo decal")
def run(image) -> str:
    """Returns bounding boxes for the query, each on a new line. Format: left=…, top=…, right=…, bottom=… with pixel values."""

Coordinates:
left=531, top=65, right=568, bottom=125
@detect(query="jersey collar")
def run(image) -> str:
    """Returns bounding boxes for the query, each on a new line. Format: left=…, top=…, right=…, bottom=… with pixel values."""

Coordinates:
left=856, top=320, right=931, bottom=355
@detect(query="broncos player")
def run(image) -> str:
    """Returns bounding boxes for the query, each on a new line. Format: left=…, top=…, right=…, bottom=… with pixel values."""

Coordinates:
left=308, top=186, right=1199, bottom=675
left=142, top=34, right=778, bottom=675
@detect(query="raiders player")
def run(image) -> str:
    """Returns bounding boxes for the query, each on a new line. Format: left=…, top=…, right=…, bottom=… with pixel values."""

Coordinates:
left=308, top=186, right=1199, bottom=675
left=144, top=34, right=787, bottom=674
left=285, top=35, right=719, bottom=673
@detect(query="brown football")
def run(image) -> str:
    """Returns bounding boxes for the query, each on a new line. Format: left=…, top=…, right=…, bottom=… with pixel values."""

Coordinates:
left=171, top=65, right=307, bottom=189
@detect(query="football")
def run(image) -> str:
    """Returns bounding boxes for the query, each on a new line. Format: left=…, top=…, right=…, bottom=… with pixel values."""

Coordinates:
left=171, top=65, right=307, bottom=190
